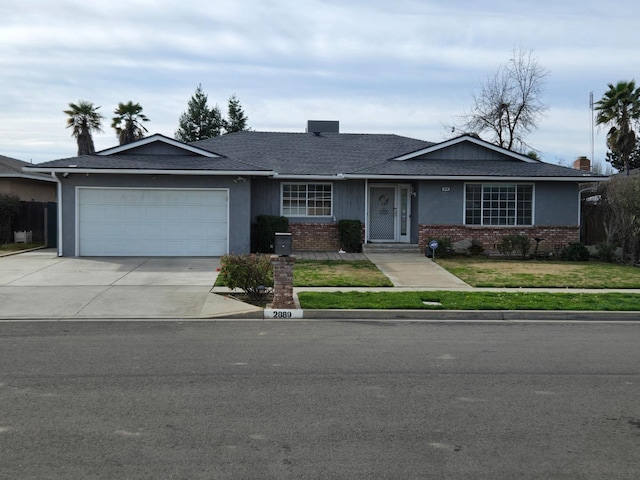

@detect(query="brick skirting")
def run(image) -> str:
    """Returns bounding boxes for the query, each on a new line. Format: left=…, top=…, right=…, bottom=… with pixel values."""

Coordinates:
left=419, top=225, right=580, bottom=254
left=288, top=223, right=365, bottom=252
left=288, top=224, right=341, bottom=251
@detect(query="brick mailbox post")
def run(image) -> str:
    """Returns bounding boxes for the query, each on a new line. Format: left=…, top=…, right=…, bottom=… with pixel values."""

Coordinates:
left=269, top=232, right=297, bottom=309
left=269, top=255, right=297, bottom=309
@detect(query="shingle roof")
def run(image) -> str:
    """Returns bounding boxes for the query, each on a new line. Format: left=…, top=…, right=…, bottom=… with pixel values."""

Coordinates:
left=24, top=131, right=607, bottom=180
left=194, top=131, right=435, bottom=175
left=0, top=154, right=31, bottom=174
left=32, top=153, right=269, bottom=172
left=353, top=157, right=599, bottom=178
left=0, top=154, right=52, bottom=179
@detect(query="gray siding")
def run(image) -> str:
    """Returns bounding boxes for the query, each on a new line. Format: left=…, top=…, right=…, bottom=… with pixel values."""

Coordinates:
left=417, top=181, right=579, bottom=226
left=58, top=174, right=251, bottom=256
left=119, top=143, right=201, bottom=155
left=418, top=143, right=516, bottom=161
left=418, top=182, right=464, bottom=224
left=534, top=182, right=579, bottom=225
left=251, top=179, right=365, bottom=223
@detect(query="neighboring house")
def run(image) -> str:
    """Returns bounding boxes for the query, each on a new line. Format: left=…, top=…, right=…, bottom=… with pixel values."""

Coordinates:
left=0, top=154, right=57, bottom=202
left=24, top=121, right=606, bottom=257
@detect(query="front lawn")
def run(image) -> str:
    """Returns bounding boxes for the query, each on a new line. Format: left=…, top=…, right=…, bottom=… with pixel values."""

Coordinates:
left=215, top=258, right=392, bottom=288
left=294, top=260, right=393, bottom=287
left=435, top=257, right=640, bottom=288
left=297, top=290, right=640, bottom=311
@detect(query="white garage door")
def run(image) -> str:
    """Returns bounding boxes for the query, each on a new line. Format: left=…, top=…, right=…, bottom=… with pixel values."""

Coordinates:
left=77, top=188, right=228, bottom=256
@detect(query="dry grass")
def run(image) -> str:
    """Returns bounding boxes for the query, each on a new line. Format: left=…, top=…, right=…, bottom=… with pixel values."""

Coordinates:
left=436, top=257, right=640, bottom=288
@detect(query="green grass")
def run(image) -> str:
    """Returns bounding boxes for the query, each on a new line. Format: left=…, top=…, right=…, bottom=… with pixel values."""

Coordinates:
left=0, top=243, right=44, bottom=253
left=436, top=257, right=640, bottom=288
left=294, top=260, right=392, bottom=287
left=215, top=259, right=392, bottom=288
left=297, top=290, right=640, bottom=311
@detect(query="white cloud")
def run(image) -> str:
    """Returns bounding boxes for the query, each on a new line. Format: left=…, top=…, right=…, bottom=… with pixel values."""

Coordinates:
left=1, top=0, right=639, bottom=164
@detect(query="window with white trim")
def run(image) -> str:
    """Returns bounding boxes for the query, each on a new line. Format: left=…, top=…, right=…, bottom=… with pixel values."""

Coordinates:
left=282, top=183, right=332, bottom=217
left=465, top=184, right=533, bottom=226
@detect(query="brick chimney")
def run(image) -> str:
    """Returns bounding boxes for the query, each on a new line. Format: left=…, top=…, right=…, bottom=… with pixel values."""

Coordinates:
left=573, top=156, right=591, bottom=172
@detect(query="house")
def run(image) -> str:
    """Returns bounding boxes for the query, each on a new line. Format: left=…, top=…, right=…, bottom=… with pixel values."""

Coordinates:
left=1, top=154, right=58, bottom=245
left=24, top=121, right=606, bottom=257
left=0, top=154, right=57, bottom=202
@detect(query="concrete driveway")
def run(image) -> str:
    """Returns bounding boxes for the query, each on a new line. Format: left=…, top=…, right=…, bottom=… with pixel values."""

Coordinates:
left=0, top=249, right=261, bottom=319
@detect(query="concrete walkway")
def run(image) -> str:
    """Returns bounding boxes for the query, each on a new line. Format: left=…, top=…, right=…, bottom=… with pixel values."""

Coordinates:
left=364, top=253, right=471, bottom=289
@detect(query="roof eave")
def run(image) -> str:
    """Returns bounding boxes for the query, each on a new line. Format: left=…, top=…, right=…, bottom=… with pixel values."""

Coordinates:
left=0, top=172, right=57, bottom=182
left=23, top=167, right=274, bottom=176
left=343, top=174, right=608, bottom=182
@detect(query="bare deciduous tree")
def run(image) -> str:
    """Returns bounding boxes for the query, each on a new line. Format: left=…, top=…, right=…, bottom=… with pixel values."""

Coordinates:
left=452, top=47, right=549, bottom=152
left=599, top=175, right=640, bottom=263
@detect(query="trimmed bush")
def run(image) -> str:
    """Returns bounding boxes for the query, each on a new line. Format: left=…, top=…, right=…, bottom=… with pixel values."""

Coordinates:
left=498, top=234, right=531, bottom=258
left=219, top=254, right=273, bottom=299
left=254, top=215, right=289, bottom=253
left=561, top=242, right=590, bottom=262
left=338, top=219, right=362, bottom=252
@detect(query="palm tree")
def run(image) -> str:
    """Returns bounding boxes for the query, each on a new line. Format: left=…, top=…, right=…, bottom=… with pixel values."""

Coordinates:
left=64, top=100, right=104, bottom=155
left=595, top=80, right=640, bottom=175
left=111, top=101, right=150, bottom=145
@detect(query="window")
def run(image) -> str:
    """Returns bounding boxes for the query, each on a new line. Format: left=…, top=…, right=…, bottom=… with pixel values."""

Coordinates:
left=465, top=184, right=533, bottom=226
left=282, top=183, right=332, bottom=217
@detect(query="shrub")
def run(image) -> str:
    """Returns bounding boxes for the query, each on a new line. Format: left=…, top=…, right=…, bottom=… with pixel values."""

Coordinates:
left=338, top=219, right=362, bottom=252
left=219, top=254, right=273, bottom=299
left=0, top=194, right=20, bottom=244
left=254, top=215, right=289, bottom=253
left=560, top=242, right=590, bottom=262
left=427, top=238, right=453, bottom=258
left=497, top=235, right=531, bottom=258
left=595, top=242, right=618, bottom=263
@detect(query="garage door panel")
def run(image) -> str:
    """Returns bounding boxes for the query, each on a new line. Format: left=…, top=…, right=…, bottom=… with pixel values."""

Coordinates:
left=78, top=188, right=229, bottom=256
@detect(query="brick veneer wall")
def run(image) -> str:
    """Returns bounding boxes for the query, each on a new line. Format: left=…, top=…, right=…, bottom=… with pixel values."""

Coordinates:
left=419, top=225, right=580, bottom=254
left=288, top=223, right=365, bottom=252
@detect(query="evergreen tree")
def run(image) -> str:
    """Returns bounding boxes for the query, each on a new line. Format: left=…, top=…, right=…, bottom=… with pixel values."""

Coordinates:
left=224, top=94, right=249, bottom=134
left=175, top=84, right=223, bottom=142
left=605, top=140, right=640, bottom=172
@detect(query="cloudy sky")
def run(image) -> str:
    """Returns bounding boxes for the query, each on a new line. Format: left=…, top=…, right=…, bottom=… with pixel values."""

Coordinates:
left=1, top=0, right=639, bottom=168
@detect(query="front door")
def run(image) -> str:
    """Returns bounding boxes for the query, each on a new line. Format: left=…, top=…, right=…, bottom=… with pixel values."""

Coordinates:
left=368, top=184, right=411, bottom=242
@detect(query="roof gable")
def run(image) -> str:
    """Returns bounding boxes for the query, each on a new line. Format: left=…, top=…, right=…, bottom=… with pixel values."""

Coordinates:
left=97, top=133, right=221, bottom=158
left=392, top=135, right=538, bottom=163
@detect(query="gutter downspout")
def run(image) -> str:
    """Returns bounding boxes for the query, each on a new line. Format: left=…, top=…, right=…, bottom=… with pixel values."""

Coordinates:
left=52, top=172, right=62, bottom=256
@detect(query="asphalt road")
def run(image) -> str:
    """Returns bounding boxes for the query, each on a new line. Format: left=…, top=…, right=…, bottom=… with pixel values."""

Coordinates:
left=1, top=320, right=639, bottom=479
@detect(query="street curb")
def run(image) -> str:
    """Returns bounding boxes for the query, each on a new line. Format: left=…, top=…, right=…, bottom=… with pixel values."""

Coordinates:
left=220, top=309, right=640, bottom=321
